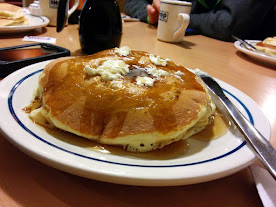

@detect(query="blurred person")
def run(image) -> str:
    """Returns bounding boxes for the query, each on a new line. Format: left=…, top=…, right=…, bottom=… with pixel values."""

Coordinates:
left=124, top=0, right=276, bottom=41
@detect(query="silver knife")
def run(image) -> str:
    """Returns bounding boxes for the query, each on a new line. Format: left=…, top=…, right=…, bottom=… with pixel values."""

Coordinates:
left=195, top=70, right=276, bottom=179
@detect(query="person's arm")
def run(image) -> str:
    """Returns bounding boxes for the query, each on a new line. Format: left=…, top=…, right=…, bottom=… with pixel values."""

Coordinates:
left=189, top=0, right=275, bottom=41
left=124, top=0, right=152, bottom=23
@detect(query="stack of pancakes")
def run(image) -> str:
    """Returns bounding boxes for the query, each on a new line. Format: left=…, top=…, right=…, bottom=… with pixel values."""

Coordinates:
left=255, top=37, right=276, bottom=56
left=0, top=3, right=29, bottom=26
left=28, top=47, right=216, bottom=152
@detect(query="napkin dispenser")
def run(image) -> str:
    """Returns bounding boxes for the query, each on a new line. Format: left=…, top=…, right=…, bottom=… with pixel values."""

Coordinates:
left=0, top=43, right=70, bottom=78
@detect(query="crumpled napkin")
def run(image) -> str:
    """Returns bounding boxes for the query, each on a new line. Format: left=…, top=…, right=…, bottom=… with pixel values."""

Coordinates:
left=250, top=166, right=276, bottom=207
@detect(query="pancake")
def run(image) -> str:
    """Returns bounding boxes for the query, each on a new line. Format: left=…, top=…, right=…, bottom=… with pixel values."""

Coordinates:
left=0, top=18, right=14, bottom=26
left=28, top=47, right=216, bottom=152
left=255, top=37, right=276, bottom=56
left=7, top=17, right=29, bottom=26
left=0, top=3, right=28, bottom=26
left=0, top=3, right=24, bottom=19
left=10, top=15, right=25, bottom=23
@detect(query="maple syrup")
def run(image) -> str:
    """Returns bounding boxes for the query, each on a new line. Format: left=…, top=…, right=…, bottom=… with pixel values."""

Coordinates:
left=79, top=0, right=122, bottom=54
left=44, top=110, right=229, bottom=160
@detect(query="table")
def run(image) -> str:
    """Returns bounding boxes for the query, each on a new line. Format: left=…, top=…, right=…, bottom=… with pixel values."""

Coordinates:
left=0, top=21, right=275, bottom=207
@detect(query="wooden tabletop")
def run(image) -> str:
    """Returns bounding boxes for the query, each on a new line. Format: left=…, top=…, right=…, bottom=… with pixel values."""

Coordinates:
left=0, top=21, right=275, bottom=207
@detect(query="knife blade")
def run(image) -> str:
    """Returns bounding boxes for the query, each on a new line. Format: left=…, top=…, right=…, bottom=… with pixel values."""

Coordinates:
left=194, top=70, right=276, bottom=179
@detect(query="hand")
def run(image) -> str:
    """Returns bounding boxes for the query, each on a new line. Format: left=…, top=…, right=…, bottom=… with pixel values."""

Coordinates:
left=146, top=0, right=160, bottom=24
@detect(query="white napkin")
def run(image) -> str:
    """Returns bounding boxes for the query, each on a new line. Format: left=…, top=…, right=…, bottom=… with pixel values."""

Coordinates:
left=22, top=36, right=56, bottom=44
left=250, top=166, right=276, bottom=207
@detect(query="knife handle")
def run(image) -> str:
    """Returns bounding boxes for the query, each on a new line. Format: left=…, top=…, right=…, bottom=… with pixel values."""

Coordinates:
left=218, top=94, right=276, bottom=180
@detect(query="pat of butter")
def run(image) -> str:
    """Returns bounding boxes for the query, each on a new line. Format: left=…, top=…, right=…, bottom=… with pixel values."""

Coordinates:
left=263, top=37, right=276, bottom=46
left=174, top=70, right=185, bottom=76
left=110, top=80, right=124, bottom=89
left=173, top=71, right=185, bottom=79
left=149, top=54, right=170, bottom=66
left=85, top=59, right=130, bottom=81
left=114, top=46, right=131, bottom=56
left=136, top=76, right=155, bottom=87
left=147, top=66, right=169, bottom=77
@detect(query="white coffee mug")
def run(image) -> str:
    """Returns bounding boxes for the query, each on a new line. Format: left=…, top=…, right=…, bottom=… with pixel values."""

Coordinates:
left=157, top=0, right=192, bottom=43
left=40, top=0, right=79, bottom=26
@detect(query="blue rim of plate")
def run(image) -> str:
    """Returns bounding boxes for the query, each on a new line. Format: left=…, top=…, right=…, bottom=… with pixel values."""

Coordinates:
left=7, top=69, right=252, bottom=168
left=26, top=14, right=46, bottom=22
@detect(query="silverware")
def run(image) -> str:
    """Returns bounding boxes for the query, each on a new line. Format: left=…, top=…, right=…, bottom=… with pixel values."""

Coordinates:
left=195, top=70, right=276, bottom=179
left=232, top=35, right=270, bottom=57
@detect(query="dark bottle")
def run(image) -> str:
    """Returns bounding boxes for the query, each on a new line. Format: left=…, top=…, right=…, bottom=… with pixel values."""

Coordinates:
left=79, top=0, right=122, bottom=54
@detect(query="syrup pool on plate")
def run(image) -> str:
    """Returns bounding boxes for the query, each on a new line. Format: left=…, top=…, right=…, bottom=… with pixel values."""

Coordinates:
left=43, top=110, right=230, bottom=160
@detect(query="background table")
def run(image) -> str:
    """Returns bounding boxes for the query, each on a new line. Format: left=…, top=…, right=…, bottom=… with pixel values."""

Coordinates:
left=0, top=22, right=275, bottom=207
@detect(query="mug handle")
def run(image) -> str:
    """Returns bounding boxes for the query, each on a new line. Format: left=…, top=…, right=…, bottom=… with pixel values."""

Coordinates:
left=57, top=0, right=80, bottom=32
left=68, top=0, right=79, bottom=16
left=173, top=13, right=190, bottom=41
left=57, top=0, right=68, bottom=32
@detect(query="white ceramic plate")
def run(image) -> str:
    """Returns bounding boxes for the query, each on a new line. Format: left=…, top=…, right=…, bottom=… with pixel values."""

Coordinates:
left=234, top=40, right=276, bottom=65
left=0, top=61, right=271, bottom=186
left=0, top=14, right=49, bottom=33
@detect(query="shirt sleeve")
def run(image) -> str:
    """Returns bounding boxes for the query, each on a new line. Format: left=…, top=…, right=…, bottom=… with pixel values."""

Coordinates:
left=189, top=0, right=275, bottom=41
left=124, top=0, right=152, bottom=23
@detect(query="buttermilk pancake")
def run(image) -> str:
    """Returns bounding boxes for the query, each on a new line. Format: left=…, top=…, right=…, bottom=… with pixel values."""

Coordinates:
left=27, top=46, right=216, bottom=152
left=0, top=3, right=28, bottom=26
left=255, top=37, right=276, bottom=56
